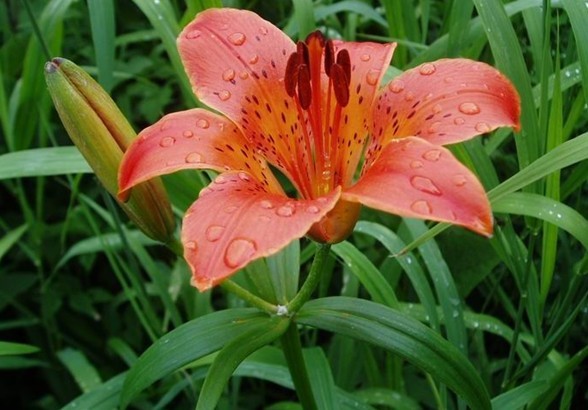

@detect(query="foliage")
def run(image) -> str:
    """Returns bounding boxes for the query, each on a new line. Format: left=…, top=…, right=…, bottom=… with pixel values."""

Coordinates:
left=1, top=0, right=587, bottom=408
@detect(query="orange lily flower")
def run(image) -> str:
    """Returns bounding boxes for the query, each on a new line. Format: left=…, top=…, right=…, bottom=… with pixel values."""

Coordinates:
left=119, top=8, right=520, bottom=291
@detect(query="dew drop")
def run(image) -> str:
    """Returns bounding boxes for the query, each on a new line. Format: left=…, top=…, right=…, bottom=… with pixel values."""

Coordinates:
left=306, top=205, right=320, bottom=214
left=238, top=172, right=250, bottom=181
left=239, top=71, right=249, bottom=80
left=419, top=63, right=436, bottom=75
left=404, top=91, right=415, bottom=102
left=160, top=120, right=171, bottom=131
left=183, top=130, right=194, bottom=138
left=215, top=175, right=228, bottom=184
left=276, top=205, right=295, bottom=217
left=452, top=174, right=467, bottom=186
left=427, top=121, right=442, bottom=134
left=411, top=200, right=432, bottom=214
left=410, top=160, right=423, bottom=169
left=475, top=122, right=491, bottom=133
left=224, top=238, right=257, bottom=268
left=260, top=200, right=274, bottom=209
left=197, top=118, right=210, bottom=129
left=388, top=80, right=405, bottom=93
left=222, top=69, right=235, bottom=81
left=185, top=240, right=197, bottom=250
left=411, top=176, right=442, bottom=195
left=432, top=104, right=443, bottom=114
left=360, top=54, right=371, bottom=62
left=159, top=136, right=175, bottom=147
left=458, top=102, right=481, bottom=115
left=205, top=225, right=225, bottom=242
left=218, top=90, right=231, bottom=101
left=185, top=30, right=201, bottom=39
left=249, top=54, right=259, bottom=64
left=422, top=149, right=441, bottom=162
left=184, top=151, right=203, bottom=163
left=228, top=32, right=246, bottom=45
left=453, top=117, right=465, bottom=125
left=366, top=69, right=380, bottom=86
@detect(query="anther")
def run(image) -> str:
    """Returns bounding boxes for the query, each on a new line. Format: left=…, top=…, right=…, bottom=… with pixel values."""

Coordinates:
left=284, top=52, right=300, bottom=97
left=336, top=49, right=351, bottom=84
left=331, top=64, right=350, bottom=107
left=324, top=40, right=335, bottom=77
left=297, top=64, right=312, bottom=109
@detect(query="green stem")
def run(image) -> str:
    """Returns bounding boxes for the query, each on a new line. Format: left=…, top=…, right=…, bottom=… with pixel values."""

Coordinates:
left=287, top=244, right=331, bottom=313
left=166, top=237, right=184, bottom=258
left=280, top=322, right=317, bottom=410
left=221, top=280, right=278, bottom=315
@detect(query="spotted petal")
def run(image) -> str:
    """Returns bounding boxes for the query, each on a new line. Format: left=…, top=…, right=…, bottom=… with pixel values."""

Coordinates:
left=343, top=137, right=493, bottom=236
left=332, top=41, right=396, bottom=185
left=183, top=171, right=341, bottom=291
left=178, top=9, right=305, bottom=188
left=118, top=109, right=279, bottom=199
left=366, top=59, right=520, bottom=168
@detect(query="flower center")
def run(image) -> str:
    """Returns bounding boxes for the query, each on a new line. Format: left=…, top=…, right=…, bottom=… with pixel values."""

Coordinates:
left=284, top=31, right=351, bottom=198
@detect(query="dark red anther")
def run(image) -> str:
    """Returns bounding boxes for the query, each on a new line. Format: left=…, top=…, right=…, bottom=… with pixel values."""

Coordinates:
left=297, top=64, right=312, bottom=109
left=305, top=30, right=326, bottom=47
left=324, top=40, right=335, bottom=77
left=284, top=52, right=300, bottom=97
left=297, top=41, right=310, bottom=66
left=331, top=64, right=350, bottom=107
left=336, top=49, right=351, bottom=84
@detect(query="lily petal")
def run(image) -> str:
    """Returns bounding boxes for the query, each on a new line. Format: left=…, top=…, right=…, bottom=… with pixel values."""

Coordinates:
left=178, top=9, right=304, bottom=187
left=118, top=109, right=279, bottom=199
left=366, top=59, right=520, bottom=167
left=343, top=137, right=493, bottom=236
left=333, top=41, right=396, bottom=186
left=182, top=171, right=341, bottom=291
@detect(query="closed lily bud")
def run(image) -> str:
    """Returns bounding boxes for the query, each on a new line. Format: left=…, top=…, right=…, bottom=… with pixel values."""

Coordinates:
left=45, top=57, right=175, bottom=243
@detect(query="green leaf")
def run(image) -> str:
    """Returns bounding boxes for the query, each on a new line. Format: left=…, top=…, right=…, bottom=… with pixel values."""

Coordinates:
left=0, top=147, right=90, bottom=180
left=196, top=316, right=290, bottom=410
left=0, top=341, right=39, bottom=356
left=87, top=0, right=115, bottom=92
left=493, top=192, right=588, bottom=250
left=0, top=224, right=27, bottom=262
left=491, top=380, right=547, bottom=410
left=298, top=297, right=491, bottom=410
left=303, top=348, right=338, bottom=410
left=62, top=373, right=126, bottom=410
left=332, top=241, right=399, bottom=308
left=120, top=308, right=269, bottom=408
left=57, top=348, right=102, bottom=393
left=561, top=0, right=588, bottom=105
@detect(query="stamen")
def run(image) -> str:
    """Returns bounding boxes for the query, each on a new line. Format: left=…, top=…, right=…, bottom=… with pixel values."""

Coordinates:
left=324, top=40, right=335, bottom=76
left=284, top=52, right=299, bottom=97
left=336, top=49, right=351, bottom=84
left=330, top=64, right=350, bottom=107
left=297, top=64, right=312, bottom=109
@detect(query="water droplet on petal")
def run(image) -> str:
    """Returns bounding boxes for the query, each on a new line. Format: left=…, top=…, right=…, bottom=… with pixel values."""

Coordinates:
left=366, top=69, right=380, bottom=86
left=238, top=172, right=250, bottom=181
left=228, top=32, right=246, bottom=45
left=411, top=176, right=442, bottom=195
left=259, top=26, right=269, bottom=35
left=458, top=102, right=481, bottom=115
left=419, top=63, right=436, bottom=75
left=239, top=71, right=249, bottom=80
left=411, top=200, right=432, bottom=214
left=276, top=205, right=295, bottom=217
left=388, top=80, right=405, bottom=93
left=360, top=54, right=371, bottom=62
left=185, top=30, right=201, bottom=39
left=427, top=121, right=442, bottom=134
left=160, top=120, right=171, bottom=131
left=249, top=54, right=259, bottom=64
left=185, top=240, right=197, bottom=250
left=159, top=136, right=175, bottom=147
left=432, top=104, right=442, bottom=114
left=225, top=205, right=237, bottom=213
left=215, top=175, right=227, bottom=184
left=260, top=200, right=274, bottom=209
left=453, top=117, right=465, bottom=125
left=185, top=152, right=203, bottom=163
left=306, top=205, right=320, bottom=214
left=218, top=90, right=231, bottom=101
left=404, top=91, right=415, bottom=102
left=410, top=160, right=423, bottom=169
left=475, top=122, right=491, bottom=133
left=197, top=118, right=210, bottom=129
left=205, top=225, right=225, bottom=242
left=452, top=174, right=467, bottom=186
left=222, top=69, right=235, bottom=81
left=224, top=238, right=257, bottom=268
left=422, top=149, right=441, bottom=162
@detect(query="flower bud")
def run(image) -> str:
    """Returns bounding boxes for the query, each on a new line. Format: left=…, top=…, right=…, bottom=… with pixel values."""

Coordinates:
left=45, top=58, right=175, bottom=243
